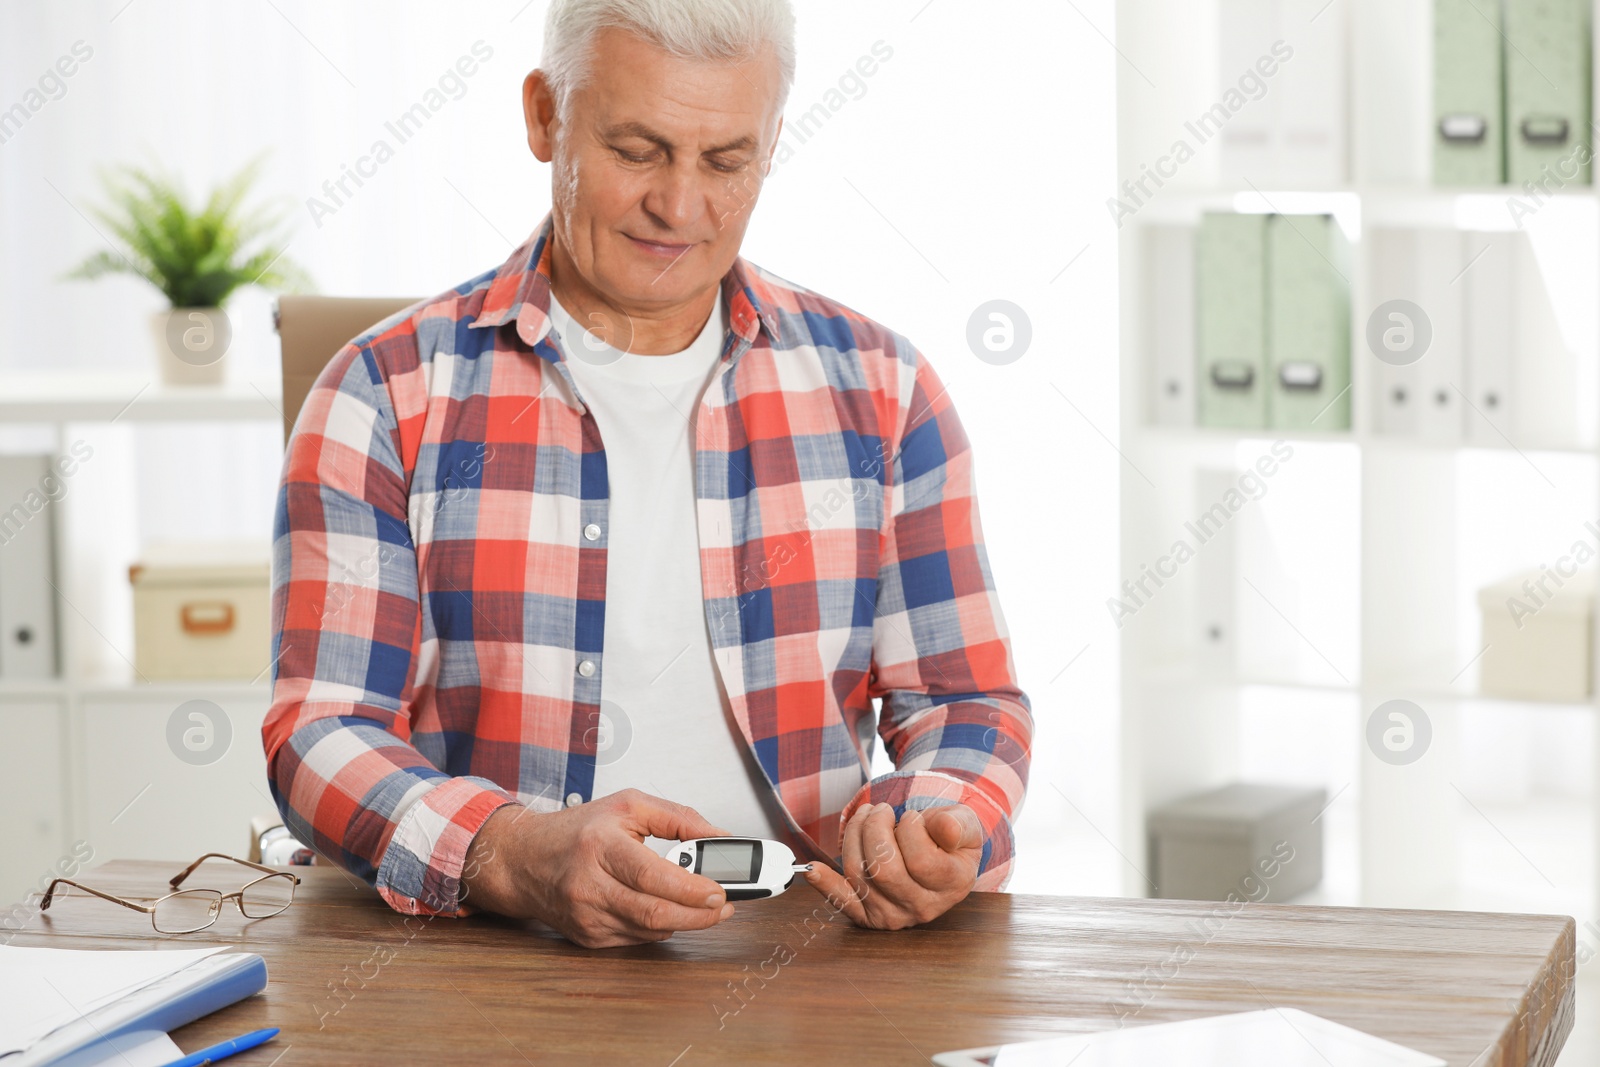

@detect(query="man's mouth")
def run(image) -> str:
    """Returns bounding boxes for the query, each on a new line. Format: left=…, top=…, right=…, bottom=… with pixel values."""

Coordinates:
left=625, top=234, right=696, bottom=259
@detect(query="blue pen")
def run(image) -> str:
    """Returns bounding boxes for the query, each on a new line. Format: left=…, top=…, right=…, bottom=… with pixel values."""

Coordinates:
left=158, top=1027, right=279, bottom=1067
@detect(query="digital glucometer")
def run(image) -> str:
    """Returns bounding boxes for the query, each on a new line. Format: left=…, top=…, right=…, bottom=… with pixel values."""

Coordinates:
left=663, top=838, right=812, bottom=900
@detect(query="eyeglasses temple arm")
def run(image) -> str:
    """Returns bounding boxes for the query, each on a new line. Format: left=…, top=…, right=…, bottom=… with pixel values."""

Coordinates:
left=170, top=852, right=281, bottom=888
left=39, top=879, right=155, bottom=915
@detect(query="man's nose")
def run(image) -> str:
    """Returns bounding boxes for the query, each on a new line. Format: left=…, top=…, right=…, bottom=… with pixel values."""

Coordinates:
left=642, top=164, right=702, bottom=232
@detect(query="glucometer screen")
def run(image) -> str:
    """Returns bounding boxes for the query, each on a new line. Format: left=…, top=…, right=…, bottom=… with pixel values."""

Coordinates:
left=698, top=840, right=760, bottom=883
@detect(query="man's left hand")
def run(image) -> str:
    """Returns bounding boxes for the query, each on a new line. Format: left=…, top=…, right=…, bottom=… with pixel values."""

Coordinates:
left=803, top=802, right=982, bottom=930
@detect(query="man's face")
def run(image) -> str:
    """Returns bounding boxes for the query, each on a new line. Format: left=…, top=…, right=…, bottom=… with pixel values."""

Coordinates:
left=525, top=27, right=784, bottom=314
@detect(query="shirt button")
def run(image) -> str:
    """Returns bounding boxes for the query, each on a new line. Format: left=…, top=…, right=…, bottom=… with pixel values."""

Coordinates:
left=583, top=523, right=602, bottom=541
left=565, top=793, right=583, bottom=808
left=577, top=659, right=596, bottom=678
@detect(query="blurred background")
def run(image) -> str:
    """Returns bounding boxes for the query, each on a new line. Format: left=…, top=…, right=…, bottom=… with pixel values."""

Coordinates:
left=1, top=0, right=1597, bottom=1059
left=0, top=0, right=1115, bottom=906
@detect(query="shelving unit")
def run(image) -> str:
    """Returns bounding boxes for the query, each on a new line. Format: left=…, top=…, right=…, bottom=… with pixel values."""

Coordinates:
left=0, top=373, right=284, bottom=909
left=1116, top=0, right=1600, bottom=917
left=0, top=374, right=283, bottom=424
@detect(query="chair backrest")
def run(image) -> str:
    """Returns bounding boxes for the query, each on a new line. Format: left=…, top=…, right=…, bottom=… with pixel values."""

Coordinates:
left=274, top=295, right=419, bottom=444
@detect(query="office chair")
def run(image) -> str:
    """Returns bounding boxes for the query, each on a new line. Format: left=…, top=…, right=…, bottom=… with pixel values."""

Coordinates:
left=273, top=295, right=419, bottom=444
left=264, top=295, right=418, bottom=861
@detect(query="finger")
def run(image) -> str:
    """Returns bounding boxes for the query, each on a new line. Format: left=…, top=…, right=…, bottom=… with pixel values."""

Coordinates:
left=616, top=790, right=730, bottom=842
left=894, top=808, right=956, bottom=887
left=609, top=884, right=737, bottom=933
left=858, top=804, right=902, bottom=883
left=858, top=805, right=923, bottom=916
left=926, top=805, right=984, bottom=855
left=840, top=803, right=874, bottom=901
left=803, top=863, right=870, bottom=927
left=896, top=809, right=976, bottom=892
left=603, top=836, right=728, bottom=909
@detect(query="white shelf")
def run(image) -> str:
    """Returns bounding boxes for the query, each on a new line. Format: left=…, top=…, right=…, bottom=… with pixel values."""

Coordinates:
left=1361, top=436, right=1599, bottom=456
left=1152, top=668, right=1598, bottom=713
left=1130, top=423, right=1598, bottom=455
left=1117, top=0, right=1600, bottom=919
left=79, top=678, right=272, bottom=700
left=0, top=366, right=285, bottom=903
left=1132, top=425, right=1358, bottom=446
left=0, top=677, right=68, bottom=697
left=0, top=665, right=275, bottom=703
left=0, top=374, right=284, bottom=424
left=1122, top=183, right=1598, bottom=203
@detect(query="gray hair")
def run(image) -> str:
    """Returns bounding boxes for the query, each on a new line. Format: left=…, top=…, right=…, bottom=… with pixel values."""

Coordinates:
left=541, top=0, right=796, bottom=118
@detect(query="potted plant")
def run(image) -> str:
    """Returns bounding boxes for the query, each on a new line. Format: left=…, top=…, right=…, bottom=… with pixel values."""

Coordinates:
left=66, top=157, right=311, bottom=385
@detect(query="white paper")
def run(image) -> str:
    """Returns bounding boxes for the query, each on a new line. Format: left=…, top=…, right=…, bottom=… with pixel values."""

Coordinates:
left=934, top=1008, right=1446, bottom=1067
left=69, top=1030, right=183, bottom=1067
left=0, top=944, right=227, bottom=1056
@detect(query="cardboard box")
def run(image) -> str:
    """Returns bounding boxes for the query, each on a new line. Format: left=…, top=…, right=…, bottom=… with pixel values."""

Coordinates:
left=1152, top=783, right=1324, bottom=902
left=1147, top=782, right=1325, bottom=902
left=1478, top=568, right=1593, bottom=701
left=130, top=544, right=271, bottom=682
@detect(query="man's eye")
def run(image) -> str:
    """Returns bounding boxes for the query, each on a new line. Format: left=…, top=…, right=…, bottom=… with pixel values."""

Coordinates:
left=614, top=148, right=653, bottom=164
left=708, top=159, right=746, bottom=174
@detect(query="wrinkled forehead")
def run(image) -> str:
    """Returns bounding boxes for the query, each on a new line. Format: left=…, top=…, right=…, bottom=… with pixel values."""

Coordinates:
left=569, top=26, right=784, bottom=148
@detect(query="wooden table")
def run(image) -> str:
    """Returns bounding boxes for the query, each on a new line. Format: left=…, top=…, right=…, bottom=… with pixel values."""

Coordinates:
left=6, top=860, right=1576, bottom=1066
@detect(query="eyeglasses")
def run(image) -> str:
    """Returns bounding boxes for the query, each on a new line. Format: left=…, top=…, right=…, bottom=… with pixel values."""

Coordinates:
left=39, top=853, right=302, bottom=934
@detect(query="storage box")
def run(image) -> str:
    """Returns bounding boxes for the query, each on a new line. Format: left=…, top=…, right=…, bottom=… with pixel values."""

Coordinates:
left=1504, top=0, right=1591, bottom=187
left=1434, top=0, right=1507, bottom=185
left=1197, top=213, right=1269, bottom=430
left=0, top=454, right=60, bottom=679
left=130, top=544, right=271, bottom=681
left=1477, top=568, right=1593, bottom=701
left=1216, top=0, right=1348, bottom=187
left=1267, top=214, right=1351, bottom=430
left=1146, top=783, right=1325, bottom=902
left=1365, top=227, right=1467, bottom=443
left=1461, top=230, right=1515, bottom=446
left=1145, top=225, right=1196, bottom=427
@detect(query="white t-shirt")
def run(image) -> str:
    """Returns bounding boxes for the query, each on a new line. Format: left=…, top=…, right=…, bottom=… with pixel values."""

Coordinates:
left=549, top=291, right=789, bottom=848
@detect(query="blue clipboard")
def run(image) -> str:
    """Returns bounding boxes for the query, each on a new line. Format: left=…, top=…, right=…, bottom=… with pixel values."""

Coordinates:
left=18, top=951, right=267, bottom=1067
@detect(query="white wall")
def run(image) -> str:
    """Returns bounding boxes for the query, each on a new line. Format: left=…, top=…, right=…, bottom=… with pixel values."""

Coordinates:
left=0, top=0, right=1121, bottom=895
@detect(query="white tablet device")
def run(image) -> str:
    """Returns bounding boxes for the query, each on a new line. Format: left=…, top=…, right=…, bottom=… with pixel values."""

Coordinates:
left=932, top=1008, right=1446, bottom=1067
left=662, top=838, right=811, bottom=901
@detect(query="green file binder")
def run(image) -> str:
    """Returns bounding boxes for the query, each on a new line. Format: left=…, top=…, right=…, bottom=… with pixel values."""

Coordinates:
left=1504, top=0, right=1592, bottom=186
left=1267, top=215, right=1351, bottom=431
left=1196, top=213, right=1269, bottom=430
left=1434, top=0, right=1506, bottom=185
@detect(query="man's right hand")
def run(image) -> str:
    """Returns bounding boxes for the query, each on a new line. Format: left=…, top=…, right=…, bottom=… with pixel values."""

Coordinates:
left=460, top=788, right=736, bottom=948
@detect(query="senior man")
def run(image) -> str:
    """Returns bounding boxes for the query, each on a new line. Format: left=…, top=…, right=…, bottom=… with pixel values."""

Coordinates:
left=265, top=0, right=1032, bottom=949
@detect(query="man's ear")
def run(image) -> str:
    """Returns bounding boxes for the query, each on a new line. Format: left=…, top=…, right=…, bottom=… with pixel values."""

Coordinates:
left=523, top=69, right=558, bottom=163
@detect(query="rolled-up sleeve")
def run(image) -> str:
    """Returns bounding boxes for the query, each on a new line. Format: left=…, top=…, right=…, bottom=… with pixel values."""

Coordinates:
left=845, top=344, right=1033, bottom=890
left=263, top=337, right=518, bottom=917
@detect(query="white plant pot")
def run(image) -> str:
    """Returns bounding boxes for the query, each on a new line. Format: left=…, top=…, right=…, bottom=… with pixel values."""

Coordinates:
left=150, top=307, right=230, bottom=386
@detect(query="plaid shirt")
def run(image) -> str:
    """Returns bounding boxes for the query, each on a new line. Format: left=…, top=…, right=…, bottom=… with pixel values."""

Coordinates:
left=264, top=215, right=1033, bottom=917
